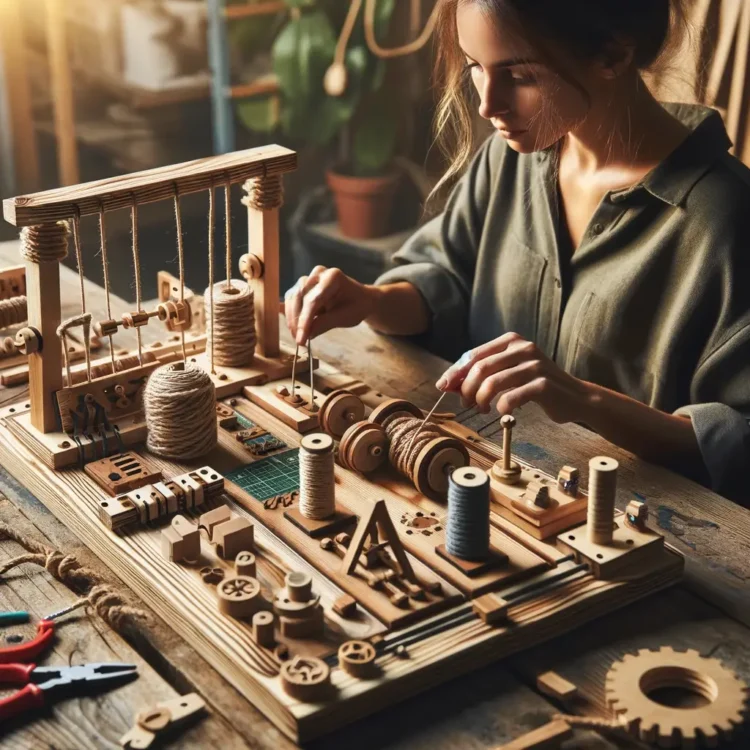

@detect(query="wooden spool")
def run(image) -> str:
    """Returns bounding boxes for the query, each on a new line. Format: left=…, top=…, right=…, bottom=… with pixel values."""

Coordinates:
left=318, top=389, right=366, bottom=439
left=368, top=398, right=423, bottom=426
left=337, top=421, right=387, bottom=473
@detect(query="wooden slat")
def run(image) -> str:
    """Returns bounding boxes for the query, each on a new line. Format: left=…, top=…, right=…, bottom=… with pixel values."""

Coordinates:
left=3, top=145, right=297, bottom=226
left=231, top=77, right=280, bottom=100
left=225, top=1, right=286, bottom=20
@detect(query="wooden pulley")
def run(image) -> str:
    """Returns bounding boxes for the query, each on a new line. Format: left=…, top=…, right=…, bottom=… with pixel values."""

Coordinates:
left=3, top=326, right=42, bottom=356
left=368, top=398, right=422, bottom=426
left=239, top=252, right=264, bottom=281
left=158, top=299, right=192, bottom=332
left=413, top=436, right=470, bottom=500
left=338, top=421, right=388, bottom=474
left=318, top=389, right=366, bottom=439
left=94, top=318, right=122, bottom=337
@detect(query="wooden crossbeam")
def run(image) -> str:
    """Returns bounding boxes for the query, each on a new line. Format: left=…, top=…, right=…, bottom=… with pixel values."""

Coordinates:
left=3, top=145, right=297, bottom=227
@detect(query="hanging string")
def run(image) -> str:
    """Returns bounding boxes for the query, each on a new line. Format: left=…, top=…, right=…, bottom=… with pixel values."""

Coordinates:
left=130, top=197, right=143, bottom=366
left=224, top=178, right=232, bottom=290
left=98, top=205, right=116, bottom=370
left=173, top=189, right=187, bottom=362
left=208, top=186, right=216, bottom=374
left=71, top=211, right=92, bottom=381
left=56, top=313, right=93, bottom=388
left=308, top=339, right=316, bottom=411
left=364, top=0, right=439, bottom=59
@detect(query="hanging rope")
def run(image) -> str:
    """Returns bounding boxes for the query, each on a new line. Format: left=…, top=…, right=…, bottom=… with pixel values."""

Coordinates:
left=208, top=186, right=216, bottom=374
left=71, top=211, right=92, bottom=382
left=56, top=313, right=93, bottom=388
left=98, top=205, right=116, bottom=370
left=224, top=178, right=232, bottom=291
left=130, top=197, right=143, bottom=366
left=173, top=189, right=187, bottom=362
left=364, top=0, right=438, bottom=59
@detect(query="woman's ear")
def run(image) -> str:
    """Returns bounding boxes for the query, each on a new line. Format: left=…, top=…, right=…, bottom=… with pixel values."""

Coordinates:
left=595, top=38, right=635, bottom=79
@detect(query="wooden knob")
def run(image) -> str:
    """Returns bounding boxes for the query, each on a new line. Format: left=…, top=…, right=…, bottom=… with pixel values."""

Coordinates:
left=501, top=415, right=516, bottom=430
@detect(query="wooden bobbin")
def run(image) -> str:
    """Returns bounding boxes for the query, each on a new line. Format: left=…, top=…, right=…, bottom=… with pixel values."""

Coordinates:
left=337, top=421, right=388, bottom=473
left=368, top=398, right=423, bottom=426
left=318, top=389, right=366, bottom=439
left=413, top=436, right=470, bottom=500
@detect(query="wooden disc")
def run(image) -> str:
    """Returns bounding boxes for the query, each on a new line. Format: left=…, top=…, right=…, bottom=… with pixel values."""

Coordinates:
left=274, top=592, right=320, bottom=619
left=338, top=640, right=377, bottom=678
left=300, top=433, right=334, bottom=455
left=414, top=437, right=470, bottom=499
left=216, top=575, right=262, bottom=618
left=319, top=391, right=365, bottom=439
left=368, top=398, right=422, bottom=426
left=348, top=425, right=388, bottom=473
left=280, top=656, right=330, bottom=701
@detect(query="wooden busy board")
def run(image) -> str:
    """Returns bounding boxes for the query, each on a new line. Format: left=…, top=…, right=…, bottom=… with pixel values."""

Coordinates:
left=0, top=361, right=684, bottom=744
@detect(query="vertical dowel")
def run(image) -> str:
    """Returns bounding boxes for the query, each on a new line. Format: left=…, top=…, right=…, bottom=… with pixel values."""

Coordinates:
left=587, top=456, right=619, bottom=545
left=243, top=175, right=282, bottom=358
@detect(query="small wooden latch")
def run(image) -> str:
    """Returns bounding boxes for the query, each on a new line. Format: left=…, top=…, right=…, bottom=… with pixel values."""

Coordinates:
left=120, top=692, right=206, bottom=749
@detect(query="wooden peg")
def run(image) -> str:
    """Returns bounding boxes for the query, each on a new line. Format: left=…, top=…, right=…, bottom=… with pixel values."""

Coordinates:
left=557, top=466, right=579, bottom=496
left=253, top=611, right=275, bottom=648
left=493, top=414, right=521, bottom=484
left=536, top=671, right=578, bottom=702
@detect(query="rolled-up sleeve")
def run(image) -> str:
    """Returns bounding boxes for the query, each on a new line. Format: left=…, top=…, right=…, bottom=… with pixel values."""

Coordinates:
left=673, top=322, right=750, bottom=506
left=374, top=134, right=500, bottom=360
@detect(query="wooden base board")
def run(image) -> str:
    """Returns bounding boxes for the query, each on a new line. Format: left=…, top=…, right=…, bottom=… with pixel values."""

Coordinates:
left=243, top=380, right=320, bottom=432
left=283, top=504, right=357, bottom=539
left=436, top=544, right=508, bottom=578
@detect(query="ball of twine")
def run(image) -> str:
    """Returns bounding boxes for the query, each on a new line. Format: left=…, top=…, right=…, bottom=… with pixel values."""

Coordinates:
left=144, top=362, right=217, bottom=459
left=20, top=222, right=69, bottom=263
left=204, top=279, right=257, bottom=367
left=385, top=415, right=442, bottom=483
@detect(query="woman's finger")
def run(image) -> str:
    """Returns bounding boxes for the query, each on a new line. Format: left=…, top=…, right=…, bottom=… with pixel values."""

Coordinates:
left=459, top=344, right=539, bottom=406
left=296, top=270, right=344, bottom=344
left=496, top=377, right=548, bottom=415
left=473, top=360, right=542, bottom=412
left=283, top=275, right=308, bottom=339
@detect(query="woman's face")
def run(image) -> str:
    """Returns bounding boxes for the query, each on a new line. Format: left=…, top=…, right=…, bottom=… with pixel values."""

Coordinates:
left=456, top=2, right=593, bottom=153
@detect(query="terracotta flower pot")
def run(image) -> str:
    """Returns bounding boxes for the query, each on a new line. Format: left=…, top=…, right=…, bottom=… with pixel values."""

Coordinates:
left=326, top=168, right=401, bottom=240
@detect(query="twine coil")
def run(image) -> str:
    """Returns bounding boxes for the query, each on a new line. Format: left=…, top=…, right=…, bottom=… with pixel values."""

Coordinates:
left=299, top=433, right=335, bottom=520
left=587, top=456, right=619, bottom=545
left=204, top=279, right=257, bottom=367
left=20, top=222, right=69, bottom=263
left=446, top=467, right=490, bottom=561
left=0, top=296, right=27, bottom=329
left=384, top=415, right=443, bottom=483
left=144, top=362, right=217, bottom=459
left=243, top=174, right=284, bottom=211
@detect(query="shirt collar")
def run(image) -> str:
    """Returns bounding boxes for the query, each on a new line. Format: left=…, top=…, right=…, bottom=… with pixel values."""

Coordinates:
left=610, top=103, right=732, bottom=208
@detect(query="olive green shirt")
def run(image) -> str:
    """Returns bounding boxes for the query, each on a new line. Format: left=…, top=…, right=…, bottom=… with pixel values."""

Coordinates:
left=376, top=104, right=750, bottom=504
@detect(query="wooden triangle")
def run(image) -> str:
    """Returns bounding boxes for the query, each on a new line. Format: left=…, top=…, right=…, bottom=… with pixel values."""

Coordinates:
left=341, top=499, right=416, bottom=582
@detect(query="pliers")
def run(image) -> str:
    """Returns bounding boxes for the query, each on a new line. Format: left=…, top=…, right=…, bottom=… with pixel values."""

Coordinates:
left=0, top=662, right=138, bottom=721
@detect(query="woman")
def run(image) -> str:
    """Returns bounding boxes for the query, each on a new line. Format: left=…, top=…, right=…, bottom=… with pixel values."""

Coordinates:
left=284, top=0, right=750, bottom=504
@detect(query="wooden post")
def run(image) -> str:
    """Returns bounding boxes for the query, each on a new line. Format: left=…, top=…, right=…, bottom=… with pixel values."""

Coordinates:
left=45, top=0, right=79, bottom=186
left=243, top=176, right=281, bottom=359
left=24, top=223, right=66, bottom=433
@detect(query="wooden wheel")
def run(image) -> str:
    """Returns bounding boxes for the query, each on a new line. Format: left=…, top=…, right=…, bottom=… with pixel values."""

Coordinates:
left=318, top=390, right=365, bottom=439
left=339, top=422, right=387, bottom=473
left=414, top=437, right=469, bottom=499
left=280, top=656, right=331, bottom=701
left=368, top=398, right=422, bottom=426
left=338, top=640, right=377, bottom=678
left=216, top=575, right=263, bottom=618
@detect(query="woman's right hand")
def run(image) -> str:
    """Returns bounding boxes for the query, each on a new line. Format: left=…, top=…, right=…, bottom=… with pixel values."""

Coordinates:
left=284, top=265, right=379, bottom=345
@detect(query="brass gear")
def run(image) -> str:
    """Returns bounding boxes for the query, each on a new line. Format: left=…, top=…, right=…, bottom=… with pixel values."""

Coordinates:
left=605, top=647, right=749, bottom=748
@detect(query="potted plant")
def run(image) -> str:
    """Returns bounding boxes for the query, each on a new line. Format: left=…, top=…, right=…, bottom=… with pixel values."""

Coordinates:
left=234, top=0, right=401, bottom=239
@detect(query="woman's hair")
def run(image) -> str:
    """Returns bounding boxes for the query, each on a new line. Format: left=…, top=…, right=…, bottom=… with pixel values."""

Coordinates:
left=430, top=0, right=690, bottom=196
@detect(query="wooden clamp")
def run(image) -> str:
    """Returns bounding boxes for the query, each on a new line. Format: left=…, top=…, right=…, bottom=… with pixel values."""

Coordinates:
left=120, top=692, right=206, bottom=749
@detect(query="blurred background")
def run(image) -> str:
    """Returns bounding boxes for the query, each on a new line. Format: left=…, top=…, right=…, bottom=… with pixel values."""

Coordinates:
left=0, top=0, right=748, bottom=303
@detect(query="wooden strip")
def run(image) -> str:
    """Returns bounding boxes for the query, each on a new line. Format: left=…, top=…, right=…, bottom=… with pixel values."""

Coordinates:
left=3, top=146, right=297, bottom=227
left=496, top=718, right=572, bottom=749
left=225, top=1, right=286, bottom=20
left=231, top=77, right=280, bottom=100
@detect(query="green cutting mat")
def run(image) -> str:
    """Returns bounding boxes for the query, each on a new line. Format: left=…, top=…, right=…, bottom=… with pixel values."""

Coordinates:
left=225, top=449, right=300, bottom=502
left=234, top=413, right=287, bottom=454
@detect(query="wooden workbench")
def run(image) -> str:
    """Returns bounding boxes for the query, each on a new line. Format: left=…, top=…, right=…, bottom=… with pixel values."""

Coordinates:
left=0, top=241, right=748, bottom=749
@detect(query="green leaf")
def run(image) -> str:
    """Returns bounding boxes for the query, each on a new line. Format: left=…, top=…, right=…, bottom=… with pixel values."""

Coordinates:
left=352, top=98, right=398, bottom=175
left=236, top=97, right=278, bottom=133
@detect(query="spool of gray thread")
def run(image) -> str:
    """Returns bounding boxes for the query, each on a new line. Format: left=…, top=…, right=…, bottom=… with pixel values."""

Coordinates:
left=446, top=466, right=490, bottom=561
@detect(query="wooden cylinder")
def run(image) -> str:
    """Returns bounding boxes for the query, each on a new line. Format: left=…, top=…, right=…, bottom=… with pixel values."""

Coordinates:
left=285, top=571, right=312, bottom=603
left=252, top=611, right=275, bottom=648
left=587, top=456, right=619, bottom=545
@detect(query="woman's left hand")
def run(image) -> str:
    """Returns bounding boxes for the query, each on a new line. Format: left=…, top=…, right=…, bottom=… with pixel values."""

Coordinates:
left=436, top=332, right=592, bottom=424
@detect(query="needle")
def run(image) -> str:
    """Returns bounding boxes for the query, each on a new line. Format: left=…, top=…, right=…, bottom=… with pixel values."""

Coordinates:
left=406, top=391, right=448, bottom=454
left=290, top=343, right=299, bottom=398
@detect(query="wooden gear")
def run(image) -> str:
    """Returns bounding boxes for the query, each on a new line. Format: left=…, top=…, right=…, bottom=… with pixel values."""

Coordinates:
left=606, top=647, right=749, bottom=747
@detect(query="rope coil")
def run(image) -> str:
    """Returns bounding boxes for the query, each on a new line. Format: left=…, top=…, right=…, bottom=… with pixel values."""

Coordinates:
left=0, top=296, right=27, bottom=329
left=20, top=222, right=69, bottom=263
left=204, top=279, right=257, bottom=367
left=244, top=174, right=284, bottom=211
left=384, top=415, right=443, bottom=483
left=445, top=467, right=490, bottom=561
left=299, top=433, right=336, bottom=520
left=144, top=362, right=217, bottom=459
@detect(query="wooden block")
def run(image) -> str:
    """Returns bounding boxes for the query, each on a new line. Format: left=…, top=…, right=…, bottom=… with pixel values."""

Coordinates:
left=536, top=671, right=578, bottom=702
left=332, top=594, right=357, bottom=618
left=436, top=544, right=508, bottom=578
left=199, top=505, right=233, bottom=540
left=498, top=719, right=572, bottom=750
left=279, top=605, right=324, bottom=639
left=85, top=452, right=163, bottom=497
left=283, top=504, right=357, bottom=539
left=243, top=379, right=320, bottom=433
left=169, top=515, right=201, bottom=562
left=472, top=593, right=508, bottom=625
left=160, top=526, right=185, bottom=563
left=213, top=516, right=254, bottom=560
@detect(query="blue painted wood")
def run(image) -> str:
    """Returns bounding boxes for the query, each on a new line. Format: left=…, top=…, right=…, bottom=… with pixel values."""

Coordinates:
left=207, top=0, right=235, bottom=154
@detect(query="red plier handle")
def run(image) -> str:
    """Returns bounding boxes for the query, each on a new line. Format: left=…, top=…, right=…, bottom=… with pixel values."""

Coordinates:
left=0, top=664, right=45, bottom=721
left=0, top=620, right=54, bottom=664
